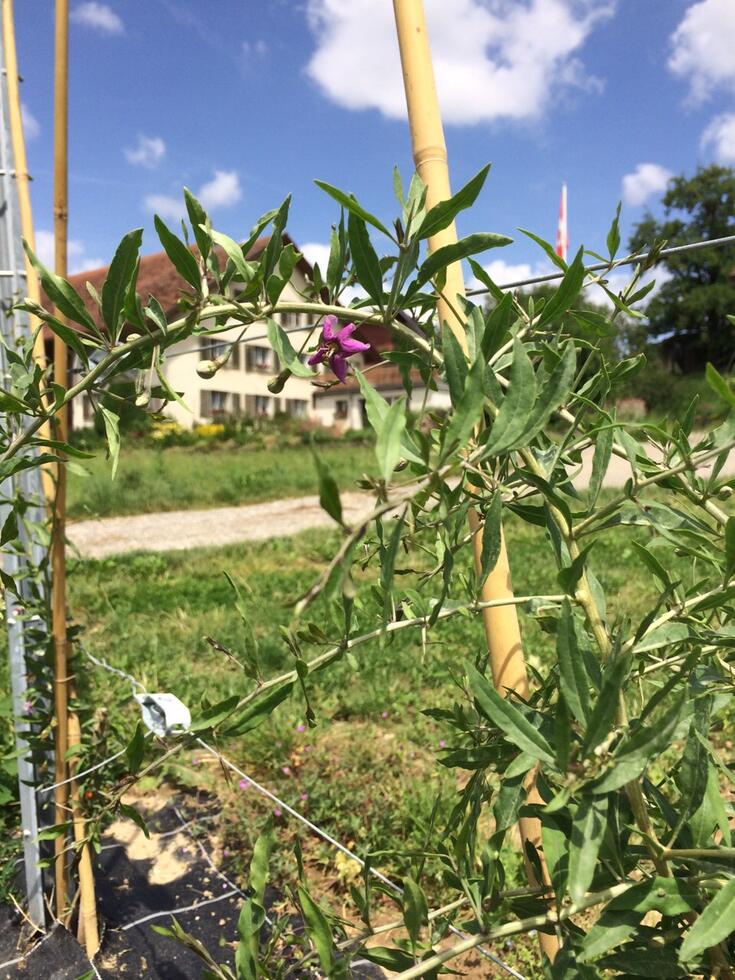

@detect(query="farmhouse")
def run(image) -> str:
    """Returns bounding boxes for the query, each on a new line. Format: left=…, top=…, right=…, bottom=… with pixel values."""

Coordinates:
left=60, top=233, right=450, bottom=430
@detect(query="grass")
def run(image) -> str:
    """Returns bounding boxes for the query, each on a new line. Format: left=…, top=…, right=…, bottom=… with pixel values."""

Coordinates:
left=66, top=442, right=375, bottom=520
left=64, top=509, right=663, bottom=975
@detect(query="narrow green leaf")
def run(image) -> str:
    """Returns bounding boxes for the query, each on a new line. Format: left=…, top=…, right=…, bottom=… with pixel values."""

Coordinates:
left=1, top=510, right=18, bottom=548
left=442, top=324, right=468, bottom=406
left=413, top=233, right=512, bottom=292
left=221, top=682, right=294, bottom=738
left=99, top=406, right=121, bottom=480
left=582, top=652, right=631, bottom=756
left=518, top=227, right=567, bottom=271
left=188, top=694, right=240, bottom=732
left=210, top=229, right=257, bottom=283
left=535, top=247, right=586, bottom=328
left=298, top=886, right=336, bottom=973
left=444, top=357, right=485, bottom=452
left=314, top=180, right=392, bottom=238
left=483, top=338, right=536, bottom=454
left=402, top=876, right=429, bottom=946
left=23, top=242, right=99, bottom=334
left=705, top=362, right=735, bottom=408
left=606, top=202, right=622, bottom=260
left=266, top=318, right=313, bottom=378
left=184, top=188, right=211, bottom=261
left=479, top=490, right=502, bottom=587
left=519, top=341, right=576, bottom=444
left=250, top=820, right=274, bottom=904
left=312, top=452, right=343, bottom=525
left=725, top=516, right=735, bottom=578
left=679, top=878, right=735, bottom=964
left=348, top=212, right=384, bottom=307
left=416, top=164, right=491, bottom=240
left=375, top=397, right=407, bottom=483
left=101, top=228, right=143, bottom=340
left=568, top=795, right=607, bottom=904
left=556, top=598, right=590, bottom=725
left=468, top=665, right=555, bottom=764
left=588, top=425, right=613, bottom=508
left=125, top=721, right=146, bottom=775
left=153, top=214, right=201, bottom=290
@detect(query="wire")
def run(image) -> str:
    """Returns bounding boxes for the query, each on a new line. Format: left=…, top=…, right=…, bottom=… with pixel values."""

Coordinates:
left=121, top=889, right=241, bottom=931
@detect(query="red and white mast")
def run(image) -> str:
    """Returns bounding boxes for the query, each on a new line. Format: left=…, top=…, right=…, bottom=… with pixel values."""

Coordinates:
left=555, top=182, right=568, bottom=262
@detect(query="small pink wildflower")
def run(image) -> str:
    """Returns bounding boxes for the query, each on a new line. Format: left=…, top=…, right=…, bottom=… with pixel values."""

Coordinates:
left=438, top=739, right=446, bottom=749
left=304, top=745, right=312, bottom=753
left=300, top=792, right=309, bottom=802
left=274, top=807, right=282, bottom=818
left=281, top=766, right=291, bottom=776
left=381, top=711, right=389, bottom=720
left=307, top=316, right=370, bottom=383
left=239, top=778, right=250, bottom=790
left=192, top=757, right=201, bottom=766
left=22, top=700, right=33, bottom=716
left=296, top=723, right=305, bottom=733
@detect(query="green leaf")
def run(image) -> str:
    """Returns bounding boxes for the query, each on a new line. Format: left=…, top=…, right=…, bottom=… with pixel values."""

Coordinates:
left=250, top=820, right=274, bottom=904
left=360, top=948, right=416, bottom=970
left=312, top=451, right=343, bottom=525
left=518, top=227, right=567, bottom=271
left=118, top=803, right=150, bottom=839
left=483, top=338, right=536, bottom=454
left=705, top=362, right=735, bottom=408
left=479, top=490, right=502, bottom=587
left=298, top=886, right=336, bottom=973
left=348, top=211, right=384, bottom=308
left=266, top=318, right=313, bottom=378
left=725, top=516, right=735, bottom=579
left=153, top=214, right=201, bottom=290
left=535, top=247, right=586, bottom=328
left=468, top=665, right=555, bottom=764
left=375, top=397, right=407, bottom=483
left=101, top=228, right=143, bottom=340
left=221, top=682, right=294, bottom=738
left=581, top=652, right=631, bottom=756
left=21, top=302, right=93, bottom=363
left=556, top=598, right=590, bottom=725
left=413, top=233, right=512, bottom=292
left=606, top=202, right=622, bottom=260
left=184, top=188, right=211, bottom=262
left=99, top=406, right=121, bottom=480
left=210, top=229, right=257, bottom=284
left=444, top=356, right=486, bottom=453
left=519, top=341, right=576, bottom=444
left=1, top=510, right=18, bottom=548
left=188, top=694, right=240, bottom=732
left=442, top=324, right=468, bottom=406
left=679, top=878, right=735, bottom=964
left=402, top=876, right=429, bottom=946
left=557, top=543, right=595, bottom=596
left=314, top=180, right=392, bottom=238
left=568, top=795, right=607, bottom=903
left=588, top=425, right=613, bottom=508
left=22, top=242, right=99, bottom=334
left=416, top=164, right=491, bottom=240
left=125, top=721, right=146, bottom=775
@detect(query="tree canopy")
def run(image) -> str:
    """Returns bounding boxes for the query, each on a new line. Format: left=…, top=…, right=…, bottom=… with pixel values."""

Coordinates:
left=629, top=165, right=735, bottom=372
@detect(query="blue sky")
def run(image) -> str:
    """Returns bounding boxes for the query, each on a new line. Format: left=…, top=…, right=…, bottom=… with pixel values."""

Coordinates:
left=14, top=0, right=735, bottom=288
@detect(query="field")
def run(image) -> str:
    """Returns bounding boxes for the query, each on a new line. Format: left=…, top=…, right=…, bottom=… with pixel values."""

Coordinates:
left=65, top=508, right=663, bottom=975
left=66, top=443, right=375, bottom=519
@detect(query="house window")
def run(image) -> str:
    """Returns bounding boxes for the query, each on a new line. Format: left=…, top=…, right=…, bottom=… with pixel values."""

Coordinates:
left=281, top=311, right=301, bottom=329
left=287, top=398, right=308, bottom=418
left=254, top=395, right=270, bottom=416
left=335, top=399, right=348, bottom=421
left=202, top=338, right=239, bottom=369
left=200, top=389, right=229, bottom=419
left=246, top=345, right=271, bottom=372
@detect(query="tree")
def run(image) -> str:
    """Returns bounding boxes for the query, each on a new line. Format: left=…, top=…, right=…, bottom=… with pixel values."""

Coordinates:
left=628, top=165, right=735, bottom=372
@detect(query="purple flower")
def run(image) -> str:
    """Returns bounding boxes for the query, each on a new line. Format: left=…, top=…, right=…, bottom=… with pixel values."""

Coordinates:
left=239, top=778, right=250, bottom=790
left=296, top=723, right=305, bottom=733
left=22, top=700, right=33, bottom=716
left=300, top=792, right=309, bottom=802
left=281, top=766, right=292, bottom=776
left=381, top=711, right=389, bottom=720
left=307, top=316, right=370, bottom=383
left=274, top=807, right=283, bottom=818
left=438, top=739, right=446, bottom=749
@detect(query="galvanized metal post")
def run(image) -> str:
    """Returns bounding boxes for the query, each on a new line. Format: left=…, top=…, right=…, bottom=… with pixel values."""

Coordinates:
left=0, top=19, right=48, bottom=930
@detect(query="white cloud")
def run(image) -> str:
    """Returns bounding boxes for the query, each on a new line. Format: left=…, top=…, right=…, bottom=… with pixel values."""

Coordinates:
left=144, top=169, right=242, bottom=221
left=305, top=0, right=614, bottom=125
left=198, top=170, right=242, bottom=210
left=70, top=2, right=124, bottom=34
left=125, top=134, right=166, bottom=168
left=34, top=229, right=103, bottom=275
left=668, top=0, right=735, bottom=102
left=242, top=39, right=269, bottom=60
left=300, top=242, right=331, bottom=273
left=701, top=112, right=735, bottom=164
left=21, top=104, right=39, bottom=141
left=621, top=163, right=672, bottom=207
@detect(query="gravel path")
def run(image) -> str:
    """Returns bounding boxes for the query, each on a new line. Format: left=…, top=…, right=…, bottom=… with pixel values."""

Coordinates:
left=68, top=443, right=733, bottom=559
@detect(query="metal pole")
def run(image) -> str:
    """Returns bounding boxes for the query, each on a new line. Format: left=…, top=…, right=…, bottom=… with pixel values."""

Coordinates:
left=0, top=5, right=47, bottom=930
left=391, top=0, right=559, bottom=963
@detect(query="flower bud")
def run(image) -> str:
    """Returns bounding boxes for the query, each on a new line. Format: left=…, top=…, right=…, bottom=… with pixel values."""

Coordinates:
left=135, top=390, right=150, bottom=407
left=127, top=333, right=142, bottom=342
left=268, top=369, right=291, bottom=394
left=717, top=486, right=733, bottom=500
left=196, top=359, right=218, bottom=379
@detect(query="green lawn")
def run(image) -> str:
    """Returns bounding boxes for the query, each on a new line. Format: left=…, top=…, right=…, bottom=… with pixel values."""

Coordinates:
left=67, top=443, right=375, bottom=519
left=65, top=509, right=662, bottom=974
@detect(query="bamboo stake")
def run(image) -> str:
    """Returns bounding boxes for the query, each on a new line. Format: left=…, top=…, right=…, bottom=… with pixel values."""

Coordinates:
left=67, top=709, right=99, bottom=956
left=392, top=0, right=559, bottom=962
left=1, top=0, right=54, bottom=502
left=52, top=0, right=70, bottom=920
